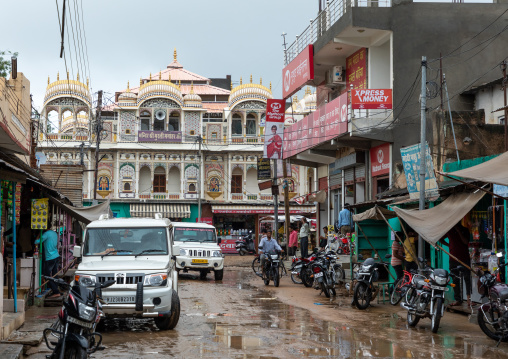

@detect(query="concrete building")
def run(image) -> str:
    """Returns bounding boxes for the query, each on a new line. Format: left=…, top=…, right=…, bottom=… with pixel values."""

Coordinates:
left=282, top=0, right=508, bottom=229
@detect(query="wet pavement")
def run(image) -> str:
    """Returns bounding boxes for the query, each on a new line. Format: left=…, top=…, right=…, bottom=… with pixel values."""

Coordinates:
left=24, top=259, right=508, bottom=358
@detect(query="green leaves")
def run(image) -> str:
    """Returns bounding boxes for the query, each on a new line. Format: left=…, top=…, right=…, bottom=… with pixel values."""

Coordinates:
left=0, top=50, right=19, bottom=78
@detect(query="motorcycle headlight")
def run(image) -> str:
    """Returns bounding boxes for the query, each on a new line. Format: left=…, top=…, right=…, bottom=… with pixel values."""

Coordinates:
left=211, top=251, right=222, bottom=257
left=179, top=248, right=187, bottom=256
left=144, top=273, right=168, bottom=286
left=435, top=276, right=447, bottom=286
left=75, top=275, right=96, bottom=287
left=78, top=302, right=96, bottom=322
left=361, top=265, right=371, bottom=271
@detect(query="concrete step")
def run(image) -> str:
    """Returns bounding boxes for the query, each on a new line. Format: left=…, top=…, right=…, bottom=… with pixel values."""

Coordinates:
left=0, top=344, right=23, bottom=359
left=1, top=311, right=25, bottom=340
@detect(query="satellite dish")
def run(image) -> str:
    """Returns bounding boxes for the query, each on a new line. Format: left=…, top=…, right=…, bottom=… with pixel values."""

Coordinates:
left=155, top=110, right=166, bottom=120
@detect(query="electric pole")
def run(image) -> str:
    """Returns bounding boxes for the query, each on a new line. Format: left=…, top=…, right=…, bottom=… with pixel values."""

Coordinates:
left=283, top=160, right=290, bottom=256
left=273, top=159, right=279, bottom=239
left=501, top=61, right=507, bottom=151
left=418, top=57, right=427, bottom=265
left=197, top=135, right=202, bottom=220
left=93, top=90, right=103, bottom=201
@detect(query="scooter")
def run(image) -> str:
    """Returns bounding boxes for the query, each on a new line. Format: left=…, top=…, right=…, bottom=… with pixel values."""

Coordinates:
left=235, top=231, right=256, bottom=256
left=42, top=276, right=115, bottom=359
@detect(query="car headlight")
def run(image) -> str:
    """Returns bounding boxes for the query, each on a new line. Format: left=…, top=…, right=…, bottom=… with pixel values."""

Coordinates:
left=78, top=302, right=96, bottom=322
left=75, top=275, right=96, bottom=287
left=144, top=273, right=168, bottom=286
left=212, top=251, right=222, bottom=257
left=179, top=248, right=187, bottom=256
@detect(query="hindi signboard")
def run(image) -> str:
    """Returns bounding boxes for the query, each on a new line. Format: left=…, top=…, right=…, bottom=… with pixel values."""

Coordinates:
left=400, top=143, right=439, bottom=200
left=370, top=143, right=390, bottom=176
left=257, top=158, right=271, bottom=180
left=263, top=99, right=285, bottom=159
left=352, top=89, right=393, bottom=110
left=282, top=45, right=314, bottom=99
left=346, top=48, right=367, bottom=90
left=138, top=131, right=182, bottom=143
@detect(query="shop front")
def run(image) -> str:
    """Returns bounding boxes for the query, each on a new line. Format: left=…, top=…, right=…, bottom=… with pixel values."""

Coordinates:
left=211, top=205, right=316, bottom=254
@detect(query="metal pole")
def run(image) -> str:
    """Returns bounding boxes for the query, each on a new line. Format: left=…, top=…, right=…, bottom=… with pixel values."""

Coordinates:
left=418, top=56, right=427, bottom=264
left=93, top=90, right=103, bottom=201
left=504, top=200, right=507, bottom=282
left=502, top=61, right=507, bottom=152
left=273, top=159, right=279, bottom=239
left=443, top=74, right=460, bottom=163
left=198, top=135, right=202, bottom=221
left=283, top=160, right=290, bottom=256
left=12, top=182, right=17, bottom=313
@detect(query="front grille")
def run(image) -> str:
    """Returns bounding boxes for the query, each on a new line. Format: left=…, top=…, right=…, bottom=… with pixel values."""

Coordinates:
left=188, top=250, right=210, bottom=257
left=97, top=273, right=144, bottom=285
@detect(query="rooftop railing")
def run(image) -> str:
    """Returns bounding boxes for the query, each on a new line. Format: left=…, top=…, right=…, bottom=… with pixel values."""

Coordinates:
left=284, top=0, right=391, bottom=65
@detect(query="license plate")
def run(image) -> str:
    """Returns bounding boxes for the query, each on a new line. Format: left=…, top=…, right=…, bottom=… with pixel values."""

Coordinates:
left=67, top=315, right=94, bottom=328
left=192, top=259, right=208, bottom=264
left=314, top=272, right=323, bottom=278
left=106, top=296, right=135, bottom=303
left=430, top=285, right=448, bottom=291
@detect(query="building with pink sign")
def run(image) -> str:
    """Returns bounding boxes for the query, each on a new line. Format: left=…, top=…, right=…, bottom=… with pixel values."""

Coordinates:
left=36, top=50, right=316, bottom=242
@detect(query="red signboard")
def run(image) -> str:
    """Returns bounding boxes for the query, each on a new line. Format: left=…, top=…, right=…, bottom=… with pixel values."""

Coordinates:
left=219, top=239, right=238, bottom=254
left=282, top=45, right=314, bottom=100
left=370, top=143, right=390, bottom=176
left=346, top=48, right=367, bottom=90
left=196, top=217, right=213, bottom=225
left=324, top=93, right=348, bottom=141
left=212, top=208, right=313, bottom=214
left=265, top=99, right=285, bottom=122
left=352, top=89, right=393, bottom=110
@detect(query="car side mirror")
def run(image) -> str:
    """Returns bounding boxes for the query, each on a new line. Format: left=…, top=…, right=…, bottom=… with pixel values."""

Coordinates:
left=217, top=238, right=222, bottom=244
left=72, top=245, right=82, bottom=258
left=172, top=245, right=180, bottom=257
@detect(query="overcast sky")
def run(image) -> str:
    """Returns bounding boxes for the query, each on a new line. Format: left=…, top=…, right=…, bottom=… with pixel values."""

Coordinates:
left=1, top=0, right=493, bottom=110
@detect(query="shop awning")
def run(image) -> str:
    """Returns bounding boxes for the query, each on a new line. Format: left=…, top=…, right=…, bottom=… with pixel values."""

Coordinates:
left=353, top=206, right=398, bottom=222
left=445, top=152, right=508, bottom=186
left=211, top=205, right=316, bottom=214
left=49, top=197, right=112, bottom=224
left=130, top=203, right=190, bottom=218
left=393, top=191, right=485, bottom=245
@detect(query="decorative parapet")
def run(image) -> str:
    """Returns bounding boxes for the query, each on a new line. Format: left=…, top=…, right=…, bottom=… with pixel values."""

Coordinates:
left=137, top=80, right=183, bottom=107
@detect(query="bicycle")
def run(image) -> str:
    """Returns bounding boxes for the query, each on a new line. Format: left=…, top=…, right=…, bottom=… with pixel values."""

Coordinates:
left=390, top=269, right=415, bottom=305
left=252, top=255, right=262, bottom=277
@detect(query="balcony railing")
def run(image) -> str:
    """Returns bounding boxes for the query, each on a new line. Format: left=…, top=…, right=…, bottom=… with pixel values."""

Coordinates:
left=231, top=194, right=244, bottom=201
left=285, top=0, right=392, bottom=65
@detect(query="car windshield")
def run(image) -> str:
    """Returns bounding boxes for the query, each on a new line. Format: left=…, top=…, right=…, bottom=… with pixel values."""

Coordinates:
left=83, top=227, right=168, bottom=256
left=173, top=227, right=216, bottom=243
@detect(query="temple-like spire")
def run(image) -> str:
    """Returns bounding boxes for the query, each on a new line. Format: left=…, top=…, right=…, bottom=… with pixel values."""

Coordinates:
left=240, top=77, right=243, bottom=85
left=127, top=81, right=130, bottom=92
left=57, top=72, right=60, bottom=81
left=190, top=81, right=194, bottom=94
left=149, top=73, right=152, bottom=81
left=174, top=48, right=177, bottom=61
left=270, top=82, right=272, bottom=91
left=140, top=77, right=143, bottom=86
left=66, top=71, right=69, bottom=80
left=159, top=70, right=162, bottom=80
left=260, top=77, right=262, bottom=85
left=250, top=74, right=252, bottom=83
left=77, top=72, right=80, bottom=81
left=48, top=76, right=50, bottom=85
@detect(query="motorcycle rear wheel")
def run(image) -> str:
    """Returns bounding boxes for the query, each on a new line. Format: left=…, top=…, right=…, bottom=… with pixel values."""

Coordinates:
left=321, top=282, right=331, bottom=298
left=431, top=297, right=443, bottom=333
left=301, top=267, right=313, bottom=288
left=273, top=268, right=280, bottom=287
left=290, top=270, right=303, bottom=285
left=63, top=345, right=87, bottom=359
left=407, top=311, right=420, bottom=327
left=390, top=279, right=403, bottom=306
left=478, top=307, right=508, bottom=342
left=353, top=282, right=371, bottom=310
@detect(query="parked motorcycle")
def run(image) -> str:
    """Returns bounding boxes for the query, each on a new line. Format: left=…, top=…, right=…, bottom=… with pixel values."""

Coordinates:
left=235, top=231, right=256, bottom=256
left=262, top=250, right=282, bottom=287
left=310, top=251, right=342, bottom=298
left=402, top=258, right=452, bottom=333
left=352, top=254, right=391, bottom=310
left=42, top=276, right=115, bottom=359
left=293, top=251, right=320, bottom=287
left=476, top=252, right=508, bottom=345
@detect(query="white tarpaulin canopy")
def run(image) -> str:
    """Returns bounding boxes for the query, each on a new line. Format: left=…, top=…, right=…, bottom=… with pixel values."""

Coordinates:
left=445, top=152, right=508, bottom=186
left=49, top=197, right=113, bottom=224
left=393, top=191, right=485, bottom=245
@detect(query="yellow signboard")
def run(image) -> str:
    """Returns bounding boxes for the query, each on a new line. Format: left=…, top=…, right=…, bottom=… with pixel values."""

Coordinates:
left=31, top=198, right=49, bottom=230
left=327, top=225, right=335, bottom=233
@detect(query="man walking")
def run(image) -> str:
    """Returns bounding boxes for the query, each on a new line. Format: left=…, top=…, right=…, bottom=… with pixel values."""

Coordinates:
left=289, top=225, right=298, bottom=257
left=404, top=230, right=418, bottom=272
left=35, top=222, right=60, bottom=298
left=336, top=203, right=354, bottom=236
left=299, top=217, right=310, bottom=258
left=258, top=230, right=282, bottom=278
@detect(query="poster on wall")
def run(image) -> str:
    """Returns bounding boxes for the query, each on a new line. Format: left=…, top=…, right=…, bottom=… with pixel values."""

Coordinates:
left=346, top=48, right=367, bottom=90
left=370, top=143, right=390, bottom=176
left=263, top=99, right=285, bottom=159
left=31, top=198, right=49, bottom=230
left=257, top=158, right=271, bottom=180
left=400, top=143, right=439, bottom=200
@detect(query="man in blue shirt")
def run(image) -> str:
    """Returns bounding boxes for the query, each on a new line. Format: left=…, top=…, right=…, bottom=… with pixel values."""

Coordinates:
left=258, top=230, right=282, bottom=278
left=336, top=203, right=354, bottom=236
left=35, top=224, right=61, bottom=297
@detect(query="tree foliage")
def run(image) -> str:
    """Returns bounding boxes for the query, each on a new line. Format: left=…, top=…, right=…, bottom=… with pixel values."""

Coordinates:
left=0, top=50, right=19, bottom=78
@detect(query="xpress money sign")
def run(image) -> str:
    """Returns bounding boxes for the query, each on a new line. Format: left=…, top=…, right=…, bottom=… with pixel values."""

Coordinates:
left=282, top=45, right=314, bottom=100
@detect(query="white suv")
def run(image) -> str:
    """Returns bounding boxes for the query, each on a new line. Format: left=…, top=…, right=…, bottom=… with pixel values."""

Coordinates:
left=172, top=222, right=224, bottom=280
left=72, top=214, right=180, bottom=330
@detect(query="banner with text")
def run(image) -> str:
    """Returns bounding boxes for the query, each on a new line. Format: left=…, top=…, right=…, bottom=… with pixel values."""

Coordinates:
left=257, top=158, right=271, bottom=180
left=400, top=143, right=439, bottom=200
left=346, top=48, right=367, bottom=90
left=370, top=143, right=390, bottom=176
left=264, top=99, right=285, bottom=159
left=282, top=45, right=314, bottom=99
left=352, top=89, right=392, bottom=110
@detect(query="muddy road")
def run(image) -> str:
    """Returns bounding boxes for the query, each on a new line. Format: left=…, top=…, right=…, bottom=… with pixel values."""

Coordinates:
left=27, top=257, right=508, bottom=358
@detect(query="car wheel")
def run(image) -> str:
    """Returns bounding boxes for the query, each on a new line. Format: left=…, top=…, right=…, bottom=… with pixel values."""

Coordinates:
left=214, top=269, right=224, bottom=281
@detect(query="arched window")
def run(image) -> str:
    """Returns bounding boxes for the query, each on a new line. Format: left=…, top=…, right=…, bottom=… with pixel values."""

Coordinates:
left=124, top=182, right=131, bottom=192
left=168, top=111, right=179, bottom=131
left=140, top=110, right=150, bottom=131
left=188, top=183, right=196, bottom=193
left=232, top=114, right=242, bottom=135
left=246, top=114, right=256, bottom=136
left=231, top=167, right=243, bottom=194
left=153, top=166, right=166, bottom=193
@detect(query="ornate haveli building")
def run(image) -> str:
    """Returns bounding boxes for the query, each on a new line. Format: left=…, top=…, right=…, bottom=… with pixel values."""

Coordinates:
left=37, top=50, right=317, bottom=236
